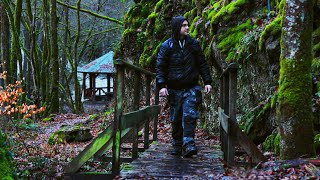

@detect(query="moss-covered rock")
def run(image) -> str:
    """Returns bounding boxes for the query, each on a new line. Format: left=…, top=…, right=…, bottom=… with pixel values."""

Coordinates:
left=240, top=96, right=277, bottom=145
left=259, top=17, right=282, bottom=50
left=0, top=131, right=15, bottom=179
left=217, top=19, right=253, bottom=61
left=48, top=125, right=93, bottom=145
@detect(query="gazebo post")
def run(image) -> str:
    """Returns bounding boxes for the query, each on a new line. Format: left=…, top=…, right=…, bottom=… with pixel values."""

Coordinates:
left=92, top=74, right=96, bottom=101
left=82, top=73, right=87, bottom=98
left=107, top=74, right=111, bottom=92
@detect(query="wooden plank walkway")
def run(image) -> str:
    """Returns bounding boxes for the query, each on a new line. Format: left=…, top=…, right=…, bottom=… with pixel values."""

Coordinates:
left=116, top=141, right=225, bottom=179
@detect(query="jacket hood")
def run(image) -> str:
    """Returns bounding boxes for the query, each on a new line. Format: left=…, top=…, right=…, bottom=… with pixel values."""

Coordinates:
left=171, top=16, right=188, bottom=42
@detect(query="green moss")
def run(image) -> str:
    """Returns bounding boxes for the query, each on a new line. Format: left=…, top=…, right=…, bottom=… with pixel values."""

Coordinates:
left=313, top=27, right=320, bottom=38
left=257, top=101, right=271, bottom=119
left=218, top=32, right=244, bottom=53
left=312, top=57, right=320, bottom=73
left=104, top=108, right=114, bottom=117
left=190, top=16, right=200, bottom=33
left=184, top=10, right=193, bottom=19
left=204, top=38, right=215, bottom=59
left=212, top=1, right=221, bottom=9
left=207, top=1, right=220, bottom=20
left=313, top=43, right=320, bottom=53
left=122, top=163, right=133, bottom=170
left=276, top=0, right=286, bottom=14
left=154, top=17, right=165, bottom=35
left=147, top=12, right=158, bottom=19
left=142, top=41, right=161, bottom=66
left=122, top=28, right=135, bottom=38
left=240, top=110, right=256, bottom=133
left=88, top=114, right=99, bottom=121
left=0, top=132, right=15, bottom=179
left=271, top=93, right=278, bottom=109
left=226, top=51, right=236, bottom=61
left=263, top=133, right=277, bottom=151
left=217, top=19, right=252, bottom=61
left=43, top=117, right=54, bottom=122
left=154, top=0, right=164, bottom=12
left=274, top=133, right=281, bottom=155
left=48, top=129, right=66, bottom=145
left=211, top=0, right=248, bottom=24
left=258, top=17, right=282, bottom=50
left=278, top=58, right=312, bottom=109
left=184, top=7, right=197, bottom=19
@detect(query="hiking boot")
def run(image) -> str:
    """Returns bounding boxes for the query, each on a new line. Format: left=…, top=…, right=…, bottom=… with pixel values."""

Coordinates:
left=182, top=145, right=197, bottom=157
left=171, top=145, right=182, bottom=155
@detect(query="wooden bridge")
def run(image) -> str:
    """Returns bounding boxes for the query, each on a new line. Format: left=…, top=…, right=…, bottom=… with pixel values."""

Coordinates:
left=64, top=61, right=266, bottom=179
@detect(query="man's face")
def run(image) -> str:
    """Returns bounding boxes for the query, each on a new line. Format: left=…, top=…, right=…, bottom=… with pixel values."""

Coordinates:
left=180, top=20, right=189, bottom=37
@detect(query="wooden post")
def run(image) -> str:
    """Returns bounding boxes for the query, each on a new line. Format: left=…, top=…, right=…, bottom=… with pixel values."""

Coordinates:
left=132, top=71, right=141, bottom=159
left=144, top=75, right=151, bottom=149
left=107, top=73, right=111, bottom=92
left=227, top=68, right=237, bottom=164
left=222, top=74, right=230, bottom=162
left=91, top=74, right=96, bottom=101
left=219, top=77, right=225, bottom=160
left=82, top=73, right=86, bottom=98
left=112, top=65, right=124, bottom=175
left=153, top=84, right=159, bottom=141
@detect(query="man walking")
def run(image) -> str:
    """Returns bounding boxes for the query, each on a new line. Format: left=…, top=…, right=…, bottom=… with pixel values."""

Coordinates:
left=156, top=16, right=212, bottom=157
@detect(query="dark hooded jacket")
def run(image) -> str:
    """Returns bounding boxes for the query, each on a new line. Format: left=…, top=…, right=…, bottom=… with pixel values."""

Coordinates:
left=156, top=16, right=212, bottom=89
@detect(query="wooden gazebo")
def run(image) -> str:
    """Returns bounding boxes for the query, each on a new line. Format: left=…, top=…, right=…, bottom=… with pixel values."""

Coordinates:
left=78, top=51, right=114, bottom=101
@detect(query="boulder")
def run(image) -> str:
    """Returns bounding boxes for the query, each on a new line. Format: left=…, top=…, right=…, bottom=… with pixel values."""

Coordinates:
left=48, top=125, right=93, bottom=145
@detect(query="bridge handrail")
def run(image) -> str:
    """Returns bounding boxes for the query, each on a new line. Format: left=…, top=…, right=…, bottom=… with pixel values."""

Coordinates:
left=219, top=62, right=265, bottom=165
left=64, top=59, right=160, bottom=176
left=111, top=59, right=159, bottom=174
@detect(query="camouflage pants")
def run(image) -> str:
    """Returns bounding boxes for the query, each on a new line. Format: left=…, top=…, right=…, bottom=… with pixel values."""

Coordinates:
left=168, top=85, right=202, bottom=146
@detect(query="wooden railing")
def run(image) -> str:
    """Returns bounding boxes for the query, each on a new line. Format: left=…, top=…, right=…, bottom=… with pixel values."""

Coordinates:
left=64, top=59, right=160, bottom=176
left=219, top=63, right=266, bottom=164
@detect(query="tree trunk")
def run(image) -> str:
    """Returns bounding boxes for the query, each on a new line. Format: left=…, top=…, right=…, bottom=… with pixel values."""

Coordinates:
left=41, top=0, right=50, bottom=106
left=60, top=0, right=70, bottom=112
left=73, top=0, right=83, bottom=113
left=0, top=3, right=10, bottom=86
left=277, top=0, right=315, bottom=159
left=50, top=0, right=60, bottom=113
left=10, top=0, right=23, bottom=83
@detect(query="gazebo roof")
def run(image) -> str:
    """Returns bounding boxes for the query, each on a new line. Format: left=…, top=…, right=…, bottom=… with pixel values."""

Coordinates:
left=78, top=51, right=115, bottom=74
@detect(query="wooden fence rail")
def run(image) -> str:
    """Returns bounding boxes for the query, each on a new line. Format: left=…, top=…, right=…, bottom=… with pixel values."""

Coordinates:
left=64, top=59, right=160, bottom=177
left=219, top=63, right=266, bottom=165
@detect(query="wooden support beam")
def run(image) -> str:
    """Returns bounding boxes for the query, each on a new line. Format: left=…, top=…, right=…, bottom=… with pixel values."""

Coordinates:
left=145, top=76, right=151, bottom=149
left=64, top=125, right=113, bottom=173
left=228, top=118, right=266, bottom=163
left=94, top=128, right=132, bottom=159
left=132, top=71, right=141, bottom=159
left=112, top=65, right=124, bottom=174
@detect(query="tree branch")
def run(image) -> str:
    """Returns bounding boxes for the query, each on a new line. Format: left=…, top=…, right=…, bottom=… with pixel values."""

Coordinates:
left=57, top=0, right=124, bottom=25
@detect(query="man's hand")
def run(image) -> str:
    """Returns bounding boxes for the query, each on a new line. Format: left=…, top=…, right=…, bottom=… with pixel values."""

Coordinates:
left=159, top=88, right=169, bottom=97
left=204, top=85, right=212, bottom=94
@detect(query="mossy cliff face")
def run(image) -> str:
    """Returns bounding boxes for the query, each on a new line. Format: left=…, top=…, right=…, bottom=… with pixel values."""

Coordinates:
left=117, top=0, right=320, bottom=133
